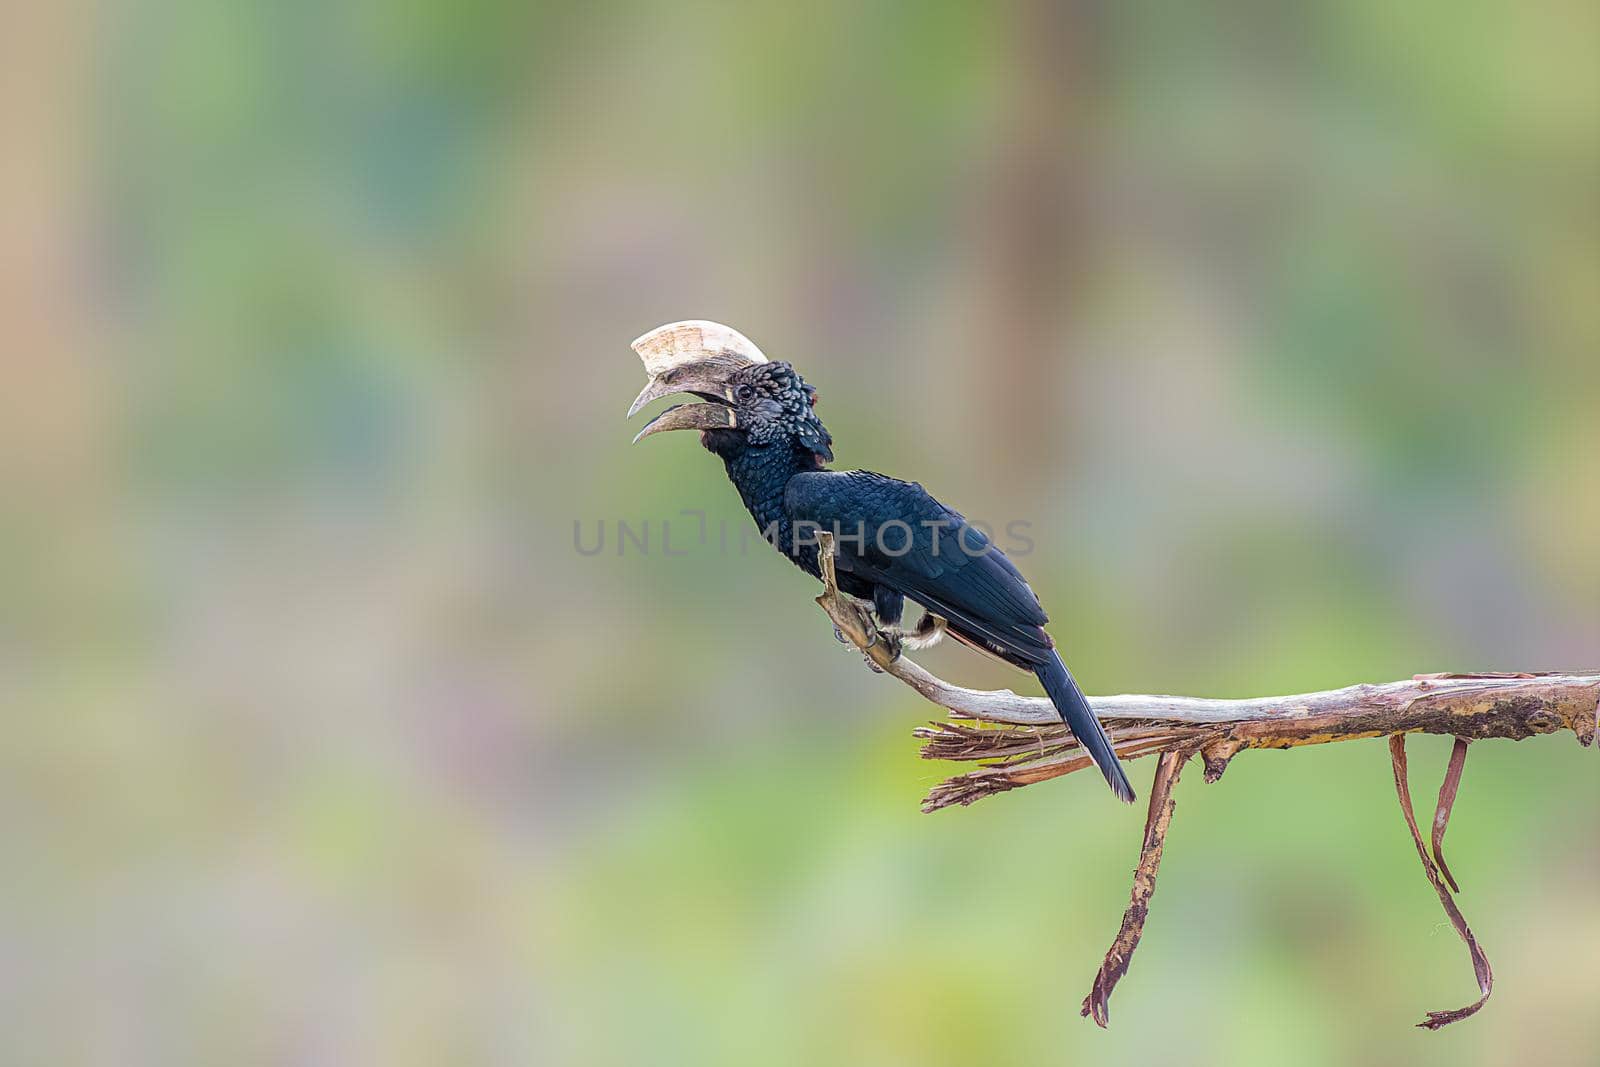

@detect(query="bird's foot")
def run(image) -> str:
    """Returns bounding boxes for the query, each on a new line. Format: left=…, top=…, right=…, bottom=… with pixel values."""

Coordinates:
left=828, top=604, right=902, bottom=670
left=861, top=626, right=903, bottom=668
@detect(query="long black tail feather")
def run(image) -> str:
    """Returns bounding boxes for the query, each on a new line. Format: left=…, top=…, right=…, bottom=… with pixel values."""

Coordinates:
left=1035, top=653, right=1135, bottom=804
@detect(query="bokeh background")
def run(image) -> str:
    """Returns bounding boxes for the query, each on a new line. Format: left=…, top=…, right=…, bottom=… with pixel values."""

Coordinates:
left=5, top=1, right=1598, bottom=1064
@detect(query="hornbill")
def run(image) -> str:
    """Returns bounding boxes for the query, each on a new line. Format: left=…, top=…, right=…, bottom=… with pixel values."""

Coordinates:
left=628, top=321, right=1134, bottom=803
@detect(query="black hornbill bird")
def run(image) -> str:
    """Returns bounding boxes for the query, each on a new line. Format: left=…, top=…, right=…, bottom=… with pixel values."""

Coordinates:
left=628, top=321, right=1134, bottom=803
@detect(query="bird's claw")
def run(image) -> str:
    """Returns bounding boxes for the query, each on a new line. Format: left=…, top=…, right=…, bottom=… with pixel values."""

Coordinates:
left=831, top=615, right=901, bottom=670
left=864, top=630, right=903, bottom=672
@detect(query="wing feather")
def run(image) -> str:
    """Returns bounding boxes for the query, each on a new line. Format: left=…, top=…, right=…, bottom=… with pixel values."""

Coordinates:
left=786, top=471, right=1053, bottom=662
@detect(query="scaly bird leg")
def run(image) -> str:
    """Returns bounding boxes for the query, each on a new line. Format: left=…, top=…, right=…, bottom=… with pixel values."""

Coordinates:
left=853, top=615, right=901, bottom=671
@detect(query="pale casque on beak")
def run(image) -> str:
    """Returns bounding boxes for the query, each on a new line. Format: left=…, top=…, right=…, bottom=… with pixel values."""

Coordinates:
left=626, top=320, right=769, bottom=441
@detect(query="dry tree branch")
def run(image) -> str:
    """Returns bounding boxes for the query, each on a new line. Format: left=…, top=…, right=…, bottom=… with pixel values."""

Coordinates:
left=811, top=534, right=1600, bottom=1030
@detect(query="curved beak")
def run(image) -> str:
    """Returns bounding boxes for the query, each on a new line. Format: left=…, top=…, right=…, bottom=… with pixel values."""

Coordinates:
left=632, top=402, right=737, bottom=444
left=626, top=357, right=746, bottom=419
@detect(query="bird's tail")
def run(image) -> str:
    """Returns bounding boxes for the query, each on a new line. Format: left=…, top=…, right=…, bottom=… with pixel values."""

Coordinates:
left=1035, top=653, right=1135, bottom=804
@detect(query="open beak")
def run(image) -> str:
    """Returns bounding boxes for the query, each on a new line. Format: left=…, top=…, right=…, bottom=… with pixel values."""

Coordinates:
left=626, top=320, right=768, bottom=440
left=626, top=357, right=744, bottom=419
left=631, top=402, right=737, bottom=444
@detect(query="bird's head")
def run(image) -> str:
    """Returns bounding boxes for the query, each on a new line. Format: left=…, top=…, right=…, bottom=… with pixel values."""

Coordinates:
left=628, top=320, right=833, bottom=462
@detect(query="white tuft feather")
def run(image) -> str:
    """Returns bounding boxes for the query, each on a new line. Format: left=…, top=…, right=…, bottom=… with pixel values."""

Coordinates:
left=900, top=614, right=949, bottom=652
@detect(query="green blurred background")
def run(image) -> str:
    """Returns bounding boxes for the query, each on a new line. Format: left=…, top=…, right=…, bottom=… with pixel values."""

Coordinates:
left=4, top=1, right=1598, bottom=1064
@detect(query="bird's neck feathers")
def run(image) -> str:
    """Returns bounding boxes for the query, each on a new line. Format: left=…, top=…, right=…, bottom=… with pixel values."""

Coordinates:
left=704, top=432, right=828, bottom=573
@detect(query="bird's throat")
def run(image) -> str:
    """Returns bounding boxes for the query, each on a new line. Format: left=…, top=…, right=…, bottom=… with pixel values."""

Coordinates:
left=710, top=437, right=825, bottom=576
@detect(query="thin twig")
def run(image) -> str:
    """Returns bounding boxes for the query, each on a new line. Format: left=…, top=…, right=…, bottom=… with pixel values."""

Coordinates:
left=1389, top=736, right=1494, bottom=1029
left=1081, top=747, right=1193, bottom=1028
left=1431, top=738, right=1470, bottom=894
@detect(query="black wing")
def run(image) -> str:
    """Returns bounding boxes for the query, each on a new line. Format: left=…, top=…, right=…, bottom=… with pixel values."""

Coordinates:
left=789, top=470, right=1136, bottom=803
left=785, top=470, right=1053, bottom=666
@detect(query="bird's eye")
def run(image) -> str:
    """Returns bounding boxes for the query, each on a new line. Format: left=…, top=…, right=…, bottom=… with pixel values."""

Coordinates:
left=734, top=385, right=756, bottom=403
